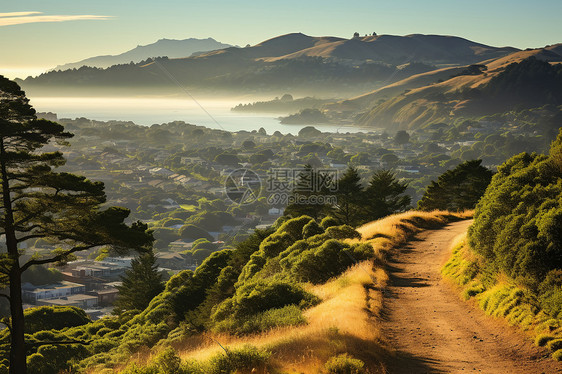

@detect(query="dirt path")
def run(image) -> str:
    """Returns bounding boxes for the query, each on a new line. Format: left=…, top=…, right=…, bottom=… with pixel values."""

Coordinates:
left=381, top=220, right=561, bottom=374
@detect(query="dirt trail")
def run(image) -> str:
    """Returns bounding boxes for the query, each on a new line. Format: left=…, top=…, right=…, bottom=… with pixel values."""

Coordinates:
left=381, top=220, right=561, bottom=374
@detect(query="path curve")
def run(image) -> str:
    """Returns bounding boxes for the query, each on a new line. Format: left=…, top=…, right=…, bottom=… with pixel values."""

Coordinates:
left=381, top=220, right=561, bottom=374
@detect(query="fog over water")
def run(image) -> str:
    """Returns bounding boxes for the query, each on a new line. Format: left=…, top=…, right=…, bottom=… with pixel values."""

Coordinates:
left=29, top=97, right=374, bottom=135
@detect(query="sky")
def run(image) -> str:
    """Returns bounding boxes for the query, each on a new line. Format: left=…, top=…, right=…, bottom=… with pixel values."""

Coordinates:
left=1, top=0, right=561, bottom=79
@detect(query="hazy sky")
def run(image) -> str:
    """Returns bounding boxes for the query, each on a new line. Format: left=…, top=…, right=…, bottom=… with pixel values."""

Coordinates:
left=2, top=0, right=561, bottom=78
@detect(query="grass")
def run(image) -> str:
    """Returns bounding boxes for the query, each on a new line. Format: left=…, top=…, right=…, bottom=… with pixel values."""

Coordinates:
left=180, top=204, right=197, bottom=212
left=442, top=235, right=562, bottom=360
left=111, top=210, right=469, bottom=373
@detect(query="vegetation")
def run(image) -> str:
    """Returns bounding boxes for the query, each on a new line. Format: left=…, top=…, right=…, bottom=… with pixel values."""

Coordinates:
left=285, top=166, right=412, bottom=227
left=0, top=209, right=467, bottom=373
left=0, top=77, right=152, bottom=373
left=443, top=129, right=562, bottom=360
left=114, top=249, right=164, bottom=315
left=417, top=160, right=493, bottom=211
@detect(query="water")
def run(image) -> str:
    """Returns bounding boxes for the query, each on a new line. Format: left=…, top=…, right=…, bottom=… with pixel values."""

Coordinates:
left=28, top=96, right=374, bottom=135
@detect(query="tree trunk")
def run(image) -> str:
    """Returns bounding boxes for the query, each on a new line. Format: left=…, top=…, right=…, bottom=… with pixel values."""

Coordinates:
left=8, top=268, right=26, bottom=374
left=0, top=138, right=27, bottom=374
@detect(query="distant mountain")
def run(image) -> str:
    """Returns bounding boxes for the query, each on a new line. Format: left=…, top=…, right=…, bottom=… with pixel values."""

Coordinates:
left=350, top=46, right=562, bottom=129
left=261, top=34, right=518, bottom=65
left=52, top=38, right=233, bottom=71
left=20, top=33, right=519, bottom=97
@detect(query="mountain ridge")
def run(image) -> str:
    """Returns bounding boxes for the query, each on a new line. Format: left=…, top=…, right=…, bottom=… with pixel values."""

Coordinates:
left=52, top=37, right=233, bottom=71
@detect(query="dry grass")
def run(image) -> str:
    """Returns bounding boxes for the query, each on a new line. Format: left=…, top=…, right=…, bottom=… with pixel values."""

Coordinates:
left=114, top=210, right=469, bottom=373
left=357, top=210, right=472, bottom=244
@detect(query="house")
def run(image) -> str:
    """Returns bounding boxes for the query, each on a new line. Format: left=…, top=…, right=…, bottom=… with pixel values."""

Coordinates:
left=87, top=288, right=119, bottom=306
left=37, top=294, right=98, bottom=309
left=156, top=252, right=188, bottom=269
left=268, top=207, right=284, bottom=216
left=22, top=281, right=86, bottom=304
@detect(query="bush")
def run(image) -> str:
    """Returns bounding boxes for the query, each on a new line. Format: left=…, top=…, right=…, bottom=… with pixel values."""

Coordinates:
left=324, top=354, right=366, bottom=374
left=302, top=220, right=324, bottom=238
left=212, top=305, right=306, bottom=335
left=207, top=345, right=270, bottom=374
left=289, top=240, right=374, bottom=284
left=325, top=225, right=361, bottom=240
left=25, top=306, right=90, bottom=333
left=320, top=216, right=339, bottom=229
left=219, top=279, right=319, bottom=319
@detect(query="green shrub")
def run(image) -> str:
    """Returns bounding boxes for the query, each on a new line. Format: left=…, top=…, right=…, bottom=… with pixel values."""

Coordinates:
left=325, top=225, right=361, bottom=240
left=302, top=220, right=324, bottom=238
left=207, top=345, right=270, bottom=374
left=229, top=279, right=318, bottom=318
left=320, top=216, right=339, bottom=229
left=324, top=353, right=366, bottom=374
left=153, top=347, right=182, bottom=374
left=24, top=306, right=90, bottom=333
left=553, top=349, right=562, bottom=361
left=289, top=240, right=373, bottom=284
left=213, top=305, right=306, bottom=335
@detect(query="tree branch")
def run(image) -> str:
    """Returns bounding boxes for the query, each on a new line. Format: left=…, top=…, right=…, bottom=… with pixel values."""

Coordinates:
left=20, top=243, right=102, bottom=272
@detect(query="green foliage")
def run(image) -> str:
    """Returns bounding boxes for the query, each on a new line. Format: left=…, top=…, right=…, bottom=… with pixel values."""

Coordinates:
left=469, top=144, right=562, bottom=283
left=302, top=219, right=324, bottom=238
left=179, top=224, right=213, bottom=241
left=21, top=266, right=63, bottom=286
left=207, top=345, right=271, bottom=374
left=212, top=304, right=307, bottom=335
left=287, top=240, right=374, bottom=284
left=417, top=159, right=493, bottom=211
left=320, top=216, right=339, bottom=229
left=324, top=353, right=366, bottom=374
left=24, top=306, right=90, bottom=333
left=364, top=169, right=411, bottom=220
left=114, top=249, right=164, bottom=315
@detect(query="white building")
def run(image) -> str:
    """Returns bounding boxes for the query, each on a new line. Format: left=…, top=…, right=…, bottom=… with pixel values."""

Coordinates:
left=22, top=281, right=86, bottom=304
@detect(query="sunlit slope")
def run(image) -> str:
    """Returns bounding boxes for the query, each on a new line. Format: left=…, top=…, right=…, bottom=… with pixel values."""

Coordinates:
left=356, top=47, right=562, bottom=129
left=105, top=211, right=470, bottom=374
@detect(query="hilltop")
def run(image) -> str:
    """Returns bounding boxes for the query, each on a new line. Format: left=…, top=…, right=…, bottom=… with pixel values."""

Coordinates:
left=51, top=37, right=233, bottom=71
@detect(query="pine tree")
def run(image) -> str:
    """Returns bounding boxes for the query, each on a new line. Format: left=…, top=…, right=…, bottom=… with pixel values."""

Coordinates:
left=364, top=170, right=411, bottom=220
left=0, top=76, right=153, bottom=373
left=114, top=249, right=163, bottom=314
left=284, top=164, right=331, bottom=219
left=417, top=159, right=493, bottom=211
left=332, top=166, right=364, bottom=226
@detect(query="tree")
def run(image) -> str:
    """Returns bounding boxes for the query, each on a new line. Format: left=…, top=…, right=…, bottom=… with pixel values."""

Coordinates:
left=332, top=167, right=364, bottom=226
left=394, top=130, right=410, bottom=145
left=417, top=159, right=493, bottom=211
left=179, top=224, right=214, bottom=241
left=0, top=77, right=153, bottom=373
left=284, top=165, right=330, bottom=219
left=364, top=170, right=411, bottom=220
left=114, top=249, right=164, bottom=314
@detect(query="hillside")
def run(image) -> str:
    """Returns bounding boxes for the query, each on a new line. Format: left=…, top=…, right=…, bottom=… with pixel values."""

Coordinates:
left=264, top=34, right=518, bottom=65
left=18, top=33, right=518, bottom=97
left=353, top=46, right=562, bottom=129
left=52, top=38, right=233, bottom=71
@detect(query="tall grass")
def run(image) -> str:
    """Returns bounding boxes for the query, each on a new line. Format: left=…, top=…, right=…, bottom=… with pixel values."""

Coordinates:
left=442, top=235, right=562, bottom=361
